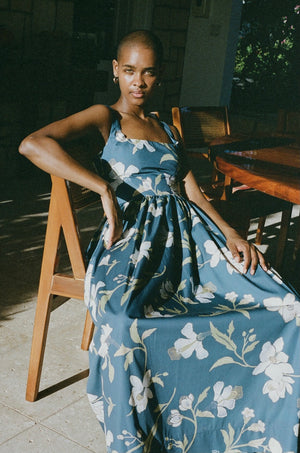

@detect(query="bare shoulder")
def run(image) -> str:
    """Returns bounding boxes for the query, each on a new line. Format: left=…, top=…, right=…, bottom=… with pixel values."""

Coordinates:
left=31, top=104, right=112, bottom=142
left=77, top=104, right=111, bottom=129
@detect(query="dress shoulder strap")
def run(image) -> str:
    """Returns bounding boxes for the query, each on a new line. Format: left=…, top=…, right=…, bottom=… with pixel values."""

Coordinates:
left=160, top=120, right=178, bottom=143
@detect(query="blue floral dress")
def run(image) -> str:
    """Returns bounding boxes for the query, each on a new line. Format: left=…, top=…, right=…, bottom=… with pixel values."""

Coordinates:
left=84, top=112, right=300, bottom=453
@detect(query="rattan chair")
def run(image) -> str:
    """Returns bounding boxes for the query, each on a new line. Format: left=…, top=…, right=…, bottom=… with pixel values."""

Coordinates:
left=172, top=106, right=293, bottom=268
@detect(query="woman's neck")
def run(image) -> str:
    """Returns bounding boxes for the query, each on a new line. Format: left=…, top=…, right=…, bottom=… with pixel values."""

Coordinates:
left=111, top=98, right=147, bottom=119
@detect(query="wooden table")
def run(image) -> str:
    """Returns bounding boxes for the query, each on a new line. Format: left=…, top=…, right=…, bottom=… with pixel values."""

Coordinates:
left=209, top=135, right=300, bottom=205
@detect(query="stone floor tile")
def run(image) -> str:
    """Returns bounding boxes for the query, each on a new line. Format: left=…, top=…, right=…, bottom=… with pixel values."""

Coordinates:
left=0, top=339, right=89, bottom=422
left=43, top=396, right=106, bottom=452
left=0, top=403, right=35, bottom=445
left=0, top=423, right=94, bottom=453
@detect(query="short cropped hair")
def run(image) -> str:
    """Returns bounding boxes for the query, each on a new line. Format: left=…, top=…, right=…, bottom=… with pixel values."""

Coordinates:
left=117, top=30, right=164, bottom=66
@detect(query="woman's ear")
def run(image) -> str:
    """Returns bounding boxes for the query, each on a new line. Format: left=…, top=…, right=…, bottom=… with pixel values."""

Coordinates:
left=112, top=59, right=119, bottom=78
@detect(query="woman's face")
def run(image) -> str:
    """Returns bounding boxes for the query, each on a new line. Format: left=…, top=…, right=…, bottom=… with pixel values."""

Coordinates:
left=113, top=43, right=161, bottom=107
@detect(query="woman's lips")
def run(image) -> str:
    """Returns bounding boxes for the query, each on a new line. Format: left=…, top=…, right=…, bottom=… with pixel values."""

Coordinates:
left=131, top=91, right=145, bottom=98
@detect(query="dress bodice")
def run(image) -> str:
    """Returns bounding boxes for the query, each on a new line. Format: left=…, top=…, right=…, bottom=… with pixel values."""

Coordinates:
left=95, top=114, right=187, bottom=205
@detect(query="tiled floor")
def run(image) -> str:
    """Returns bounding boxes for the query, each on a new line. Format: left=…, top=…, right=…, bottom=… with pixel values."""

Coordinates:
left=0, top=159, right=299, bottom=452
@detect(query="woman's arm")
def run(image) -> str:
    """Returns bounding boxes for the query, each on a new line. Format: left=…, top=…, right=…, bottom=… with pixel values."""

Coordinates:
left=169, top=124, right=268, bottom=274
left=183, top=169, right=268, bottom=275
left=19, top=104, right=122, bottom=248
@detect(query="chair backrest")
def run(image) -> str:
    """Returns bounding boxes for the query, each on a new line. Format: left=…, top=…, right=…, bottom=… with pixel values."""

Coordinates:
left=277, top=109, right=300, bottom=137
left=61, top=135, right=103, bottom=260
left=172, top=106, right=230, bottom=149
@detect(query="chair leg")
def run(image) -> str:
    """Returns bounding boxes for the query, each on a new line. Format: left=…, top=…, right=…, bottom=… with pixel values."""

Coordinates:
left=26, top=195, right=61, bottom=402
left=81, top=310, right=95, bottom=351
left=275, top=205, right=293, bottom=271
left=255, top=216, right=266, bottom=245
left=26, top=293, right=53, bottom=401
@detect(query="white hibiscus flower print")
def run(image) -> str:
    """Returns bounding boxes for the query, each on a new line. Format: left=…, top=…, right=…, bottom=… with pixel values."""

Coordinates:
left=167, top=409, right=183, bottom=427
left=293, top=410, right=300, bottom=437
left=166, top=231, right=174, bottom=247
left=262, top=375, right=294, bottom=403
left=174, top=322, right=209, bottom=360
left=144, top=305, right=174, bottom=318
left=87, top=394, right=104, bottom=423
left=129, top=370, right=153, bottom=413
left=179, top=393, right=194, bottom=411
left=204, top=240, right=245, bottom=274
left=263, top=293, right=300, bottom=323
left=148, top=203, right=163, bottom=217
left=194, top=282, right=216, bottom=303
left=88, top=279, right=106, bottom=321
left=131, top=139, right=156, bottom=154
left=99, top=324, right=113, bottom=358
left=135, top=176, right=154, bottom=194
left=106, top=430, right=114, bottom=447
left=115, top=130, right=128, bottom=143
left=213, top=381, right=238, bottom=418
left=84, top=263, right=93, bottom=306
left=110, top=160, right=139, bottom=179
left=130, top=241, right=152, bottom=264
left=267, top=437, right=293, bottom=453
left=241, top=407, right=255, bottom=422
left=253, top=337, right=295, bottom=402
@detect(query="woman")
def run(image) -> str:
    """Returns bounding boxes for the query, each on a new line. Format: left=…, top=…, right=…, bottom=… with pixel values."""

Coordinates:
left=20, top=30, right=300, bottom=453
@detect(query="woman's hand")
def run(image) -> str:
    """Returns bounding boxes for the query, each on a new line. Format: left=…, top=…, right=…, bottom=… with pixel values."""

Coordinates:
left=100, top=184, right=123, bottom=249
left=226, top=231, right=268, bottom=275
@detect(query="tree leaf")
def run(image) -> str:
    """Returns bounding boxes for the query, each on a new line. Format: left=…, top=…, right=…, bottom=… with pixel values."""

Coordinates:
left=160, top=154, right=177, bottom=163
left=197, top=386, right=210, bottom=405
left=182, top=256, right=192, bottom=266
left=210, top=322, right=237, bottom=351
left=210, top=356, right=236, bottom=371
left=114, top=343, right=132, bottom=357
left=196, top=410, right=214, bottom=418
left=183, top=434, right=189, bottom=448
left=228, top=423, right=235, bottom=445
left=177, top=279, right=186, bottom=292
left=221, top=429, right=230, bottom=448
left=142, top=328, right=157, bottom=340
left=236, top=308, right=250, bottom=319
left=129, top=319, right=141, bottom=343
left=108, top=361, right=115, bottom=383
left=243, top=340, right=259, bottom=355
left=248, top=437, right=266, bottom=448
left=124, top=350, right=134, bottom=370
left=227, top=320, right=235, bottom=336
left=152, top=376, right=164, bottom=387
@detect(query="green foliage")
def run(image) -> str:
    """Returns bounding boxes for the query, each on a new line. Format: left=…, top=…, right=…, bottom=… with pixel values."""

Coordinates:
left=231, top=0, right=300, bottom=112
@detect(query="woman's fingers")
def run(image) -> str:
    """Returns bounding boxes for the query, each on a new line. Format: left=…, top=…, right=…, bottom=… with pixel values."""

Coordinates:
left=227, top=236, right=268, bottom=275
left=100, top=185, right=123, bottom=249
left=248, top=244, right=259, bottom=275
left=105, top=216, right=123, bottom=249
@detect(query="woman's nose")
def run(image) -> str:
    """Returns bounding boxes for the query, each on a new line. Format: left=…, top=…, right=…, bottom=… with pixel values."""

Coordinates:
left=133, top=72, right=145, bottom=87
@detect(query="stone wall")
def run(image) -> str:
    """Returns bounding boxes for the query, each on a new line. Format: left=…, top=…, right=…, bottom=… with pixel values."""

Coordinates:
left=0, top=0, right=74, bottom=174
left=151, top=0, right=192, bottom=120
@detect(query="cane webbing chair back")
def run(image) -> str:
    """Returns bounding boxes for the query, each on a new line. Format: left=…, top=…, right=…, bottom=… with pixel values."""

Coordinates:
left=172, top=106, right=230, bottom=154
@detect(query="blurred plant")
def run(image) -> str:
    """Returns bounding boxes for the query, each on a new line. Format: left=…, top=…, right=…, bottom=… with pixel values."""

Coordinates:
left=231, top=0, right=300, bottom=112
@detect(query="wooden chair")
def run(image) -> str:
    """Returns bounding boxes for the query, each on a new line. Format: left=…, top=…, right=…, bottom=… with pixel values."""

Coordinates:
left=172, top=106, right=293, bottom=269
left=26, top=139, right=102, bottom=402
left=277, top=109, right=300, bottom=139
left=172, top=106, right=229, bottom=186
